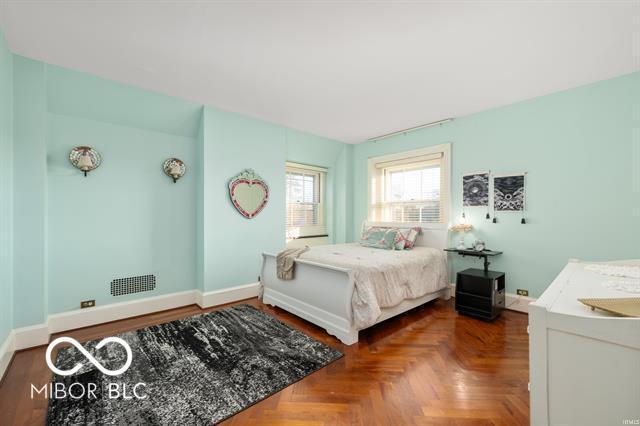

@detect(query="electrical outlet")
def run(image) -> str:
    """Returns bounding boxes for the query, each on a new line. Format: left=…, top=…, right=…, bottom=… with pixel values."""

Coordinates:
left=516, top=289, right=529, bottom=297
left=80, top=300, right=95, bottom=309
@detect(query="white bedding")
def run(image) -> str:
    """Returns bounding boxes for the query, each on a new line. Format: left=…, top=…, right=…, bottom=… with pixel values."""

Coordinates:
left=298, top=243, right=448, bottom=329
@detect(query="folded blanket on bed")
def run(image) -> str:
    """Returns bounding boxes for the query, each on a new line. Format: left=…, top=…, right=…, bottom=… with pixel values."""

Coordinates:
left=276, top=246, right=310, bottom=280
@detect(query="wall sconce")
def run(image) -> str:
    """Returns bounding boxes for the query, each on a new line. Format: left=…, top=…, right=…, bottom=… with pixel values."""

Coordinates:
left=69, top=146, right=101, bottom=177
left=163, top=158, right=186, bottom=183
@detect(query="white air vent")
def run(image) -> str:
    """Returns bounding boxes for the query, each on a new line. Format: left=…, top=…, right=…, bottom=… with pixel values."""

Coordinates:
left=110, top=274, right=156, bottom=296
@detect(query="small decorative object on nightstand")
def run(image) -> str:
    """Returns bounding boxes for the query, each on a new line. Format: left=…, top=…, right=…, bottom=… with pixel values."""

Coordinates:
left=444, top=248, right=505, bottom=321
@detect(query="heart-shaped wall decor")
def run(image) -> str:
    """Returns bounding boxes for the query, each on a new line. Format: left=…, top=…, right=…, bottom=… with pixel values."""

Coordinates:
left=228, top=169, right=269, bottom=219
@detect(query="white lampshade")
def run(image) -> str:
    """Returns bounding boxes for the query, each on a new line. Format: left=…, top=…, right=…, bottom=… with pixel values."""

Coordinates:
left=169, top=164, right=182, bottom=178
left=69, top=146, right=101, bottom=177
left=77, top=153, right=93, bottom=171
left=163, top=158, right=185, bottom=183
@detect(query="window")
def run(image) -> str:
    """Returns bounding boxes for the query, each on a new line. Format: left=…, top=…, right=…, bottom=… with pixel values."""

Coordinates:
left=286, top=162, right=326, bottom=239
left=368, top=144, right=450, bottom=225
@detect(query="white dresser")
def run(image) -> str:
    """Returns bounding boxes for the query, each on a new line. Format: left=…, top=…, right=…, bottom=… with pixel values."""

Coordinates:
left=529, top=260, right=640, bottom=426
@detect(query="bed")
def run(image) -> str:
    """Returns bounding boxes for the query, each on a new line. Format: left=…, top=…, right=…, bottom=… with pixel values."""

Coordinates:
left=261, top=222, right=451, bottom=344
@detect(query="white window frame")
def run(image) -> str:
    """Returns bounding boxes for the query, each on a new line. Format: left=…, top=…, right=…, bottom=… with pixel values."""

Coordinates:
left=286, top=162, right=327, bottom=239
left=367, top=143, right=451, bottom=229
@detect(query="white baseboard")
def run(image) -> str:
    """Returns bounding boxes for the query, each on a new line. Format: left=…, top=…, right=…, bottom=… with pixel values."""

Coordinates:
left=449, top=283, right=535, bottom=314
left=505, top=293, right=536, bottom=313
left=13, top=323, right=50, bottom=350
left=48, top=290, right=199, bottom=335
left=0, top=330, right=15, bottom=382
left=11, top=283, right=261, bottom=353
left=197, top=282, right=260, bottom=308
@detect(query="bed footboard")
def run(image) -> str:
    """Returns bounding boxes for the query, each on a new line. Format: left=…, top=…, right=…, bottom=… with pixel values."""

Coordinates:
left=261, top=253, right=359, bottom=345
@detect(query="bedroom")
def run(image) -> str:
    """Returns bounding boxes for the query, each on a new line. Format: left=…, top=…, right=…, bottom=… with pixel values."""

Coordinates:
left=0, top=1, right=638, bottom=425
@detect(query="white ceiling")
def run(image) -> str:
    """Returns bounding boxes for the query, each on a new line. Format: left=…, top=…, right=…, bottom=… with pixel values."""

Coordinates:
left=1, top=1, right=638, bottom=143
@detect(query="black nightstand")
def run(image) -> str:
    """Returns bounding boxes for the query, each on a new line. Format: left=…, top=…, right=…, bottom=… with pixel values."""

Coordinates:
left=454, top=268, right=505, bottom=321
left=443, top=248, right=505, bottom=321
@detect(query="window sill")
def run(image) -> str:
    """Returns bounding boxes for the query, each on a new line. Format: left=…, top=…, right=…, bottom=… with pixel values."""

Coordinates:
left=289, top=234, right=329, bottom=240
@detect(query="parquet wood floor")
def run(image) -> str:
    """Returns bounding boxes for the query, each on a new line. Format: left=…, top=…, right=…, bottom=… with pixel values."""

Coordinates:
left=0, top=298, right=529, bottom=425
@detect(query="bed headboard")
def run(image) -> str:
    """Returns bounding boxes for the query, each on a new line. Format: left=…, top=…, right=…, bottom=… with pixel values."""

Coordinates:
left=362, top=221, right=448, bottom=251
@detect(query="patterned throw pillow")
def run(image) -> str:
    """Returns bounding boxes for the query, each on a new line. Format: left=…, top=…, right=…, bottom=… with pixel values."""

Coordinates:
left=393, top=228, right=410, bottom=250
left=395, top=227, right=422, bottom=250
left=360, top=227, right=398, bottom=250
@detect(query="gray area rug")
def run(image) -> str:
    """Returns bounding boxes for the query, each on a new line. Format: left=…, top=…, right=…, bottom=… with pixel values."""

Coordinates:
left=46, top=304, right=343, bottom=425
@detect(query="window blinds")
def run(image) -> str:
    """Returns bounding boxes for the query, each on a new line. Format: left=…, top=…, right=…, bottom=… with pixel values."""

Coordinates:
left=369, top=150, right=448, bottom=224
left=286, top=163, right=326, bottom=237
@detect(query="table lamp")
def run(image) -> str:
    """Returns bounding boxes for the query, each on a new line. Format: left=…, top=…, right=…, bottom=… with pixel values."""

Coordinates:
left=449, top=222, right=473, bottom=250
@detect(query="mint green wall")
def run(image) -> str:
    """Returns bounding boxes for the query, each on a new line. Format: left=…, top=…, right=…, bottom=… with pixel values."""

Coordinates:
left=45, top=65, right=202, bottom=138
left=13, top=56, right=47, bottom=327
left=352, top=71, right=640, bottom=298
left=195, top=114, right=205, bottom=293
left=43, top=64, right=201, bottom=314
left=285, top=128, right=353, bottom=243
left=7, top=47, right=347, bottom=326
left=199, top=108, right=348, bottom=291
left=333, top=144, right=354, bottom=243
left=200, top=107, right=285, bottom=290
left=47, top=114, right=197, bottom=313
left=9, top=56, right=203, bottom=321
left=0, top=33, right=13, bottom=343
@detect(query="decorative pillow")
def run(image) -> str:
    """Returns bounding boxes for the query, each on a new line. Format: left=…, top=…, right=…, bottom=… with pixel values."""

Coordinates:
left=390, top=227, right=422, bottom=250
left=393, top=228, right=410, bottom=250
left=360, top=227, right=398, bottom=250
left=360, top=225, right=384, bottom=240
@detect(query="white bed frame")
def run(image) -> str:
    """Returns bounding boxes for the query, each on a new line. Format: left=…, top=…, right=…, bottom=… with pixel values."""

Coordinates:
left=261, top=222, right=451, bottom=345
